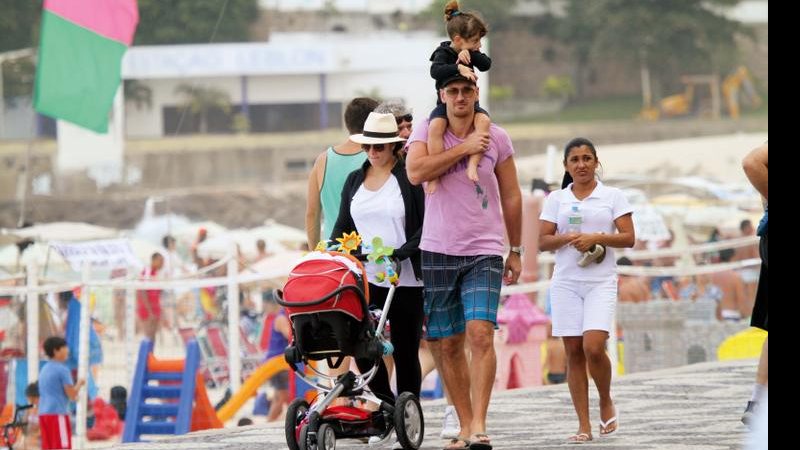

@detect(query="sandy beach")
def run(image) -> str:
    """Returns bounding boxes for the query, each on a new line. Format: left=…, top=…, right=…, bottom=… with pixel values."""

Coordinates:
left=516, top=132, right=768, bottom=185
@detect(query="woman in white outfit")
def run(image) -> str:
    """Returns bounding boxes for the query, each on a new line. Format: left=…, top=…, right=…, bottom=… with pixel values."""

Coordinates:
left=538, top=137, right=635, bottom=444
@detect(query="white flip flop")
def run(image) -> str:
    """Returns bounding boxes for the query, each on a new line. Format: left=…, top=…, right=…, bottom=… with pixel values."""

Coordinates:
left=599, top=406, right=619, bottom=436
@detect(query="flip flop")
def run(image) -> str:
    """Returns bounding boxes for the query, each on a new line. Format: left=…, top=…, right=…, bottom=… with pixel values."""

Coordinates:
left=469, top=433, right=492, bottom=450
left=443, top=437, right=471, bottom=450
left=567, top=432, right=593, bottom=444
left=599, top=406, right=619, bottom=436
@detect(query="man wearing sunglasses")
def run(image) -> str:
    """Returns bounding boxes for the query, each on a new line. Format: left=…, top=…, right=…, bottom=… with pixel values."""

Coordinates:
left=406, top=73, right=523, bottom=450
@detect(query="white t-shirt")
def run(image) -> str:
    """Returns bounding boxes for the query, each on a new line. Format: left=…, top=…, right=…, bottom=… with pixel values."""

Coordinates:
left=540, top=181, right=633, bottom=282
left=350, top=175, right=423, bottom=288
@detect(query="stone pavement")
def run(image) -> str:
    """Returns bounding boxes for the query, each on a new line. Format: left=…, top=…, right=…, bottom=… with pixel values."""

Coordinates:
left=105, top=360, right=758, bottom=450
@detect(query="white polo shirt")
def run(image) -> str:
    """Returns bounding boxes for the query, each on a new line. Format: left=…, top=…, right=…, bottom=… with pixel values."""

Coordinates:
left=540, top=181, right=633, bottom=282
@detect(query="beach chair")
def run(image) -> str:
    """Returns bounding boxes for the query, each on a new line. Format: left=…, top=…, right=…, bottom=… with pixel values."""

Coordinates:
left=238, top=326, right=265, bottom=379
left=178, top=326, right=229, bottom=387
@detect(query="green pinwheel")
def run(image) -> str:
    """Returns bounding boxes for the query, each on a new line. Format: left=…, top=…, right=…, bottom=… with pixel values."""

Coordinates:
left=367, top=236, right=394, bottom=264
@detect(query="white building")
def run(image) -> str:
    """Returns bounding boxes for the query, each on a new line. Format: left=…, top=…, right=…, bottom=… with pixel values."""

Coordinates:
left=122, top=31, right=490, bottom=138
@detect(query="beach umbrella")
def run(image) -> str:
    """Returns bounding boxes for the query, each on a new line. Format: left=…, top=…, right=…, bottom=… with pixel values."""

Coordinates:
left=248, top=250, right=305, bottom=278
left=10, top=222, right=118, bottom=242
left=249, top=219, right=307, bottom=250
left=197, top=230, right=288, bottom=261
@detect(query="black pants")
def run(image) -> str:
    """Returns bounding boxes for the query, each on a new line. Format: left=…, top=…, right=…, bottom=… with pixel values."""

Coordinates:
left=356, top=284, right=424, bottom=404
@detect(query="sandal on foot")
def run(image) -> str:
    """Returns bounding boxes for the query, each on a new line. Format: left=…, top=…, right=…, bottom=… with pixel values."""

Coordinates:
left=443, top=437, right=471, bottom=450
left=599, top=407, right=619, bottom=436
left=567, top=432, right=593, bottom=444
left=468, top=433, right=492, bottom=450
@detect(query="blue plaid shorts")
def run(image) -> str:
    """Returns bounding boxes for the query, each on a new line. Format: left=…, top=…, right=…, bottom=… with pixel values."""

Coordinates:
left=422, top=251, right=504, bottom=339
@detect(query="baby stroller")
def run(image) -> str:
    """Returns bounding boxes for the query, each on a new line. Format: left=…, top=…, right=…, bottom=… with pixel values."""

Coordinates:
left=276, top=249, right=424, bottom=450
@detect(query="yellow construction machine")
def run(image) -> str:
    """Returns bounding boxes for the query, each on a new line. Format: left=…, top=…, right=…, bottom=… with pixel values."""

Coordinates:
left=640, top=66, right=762, bottom=120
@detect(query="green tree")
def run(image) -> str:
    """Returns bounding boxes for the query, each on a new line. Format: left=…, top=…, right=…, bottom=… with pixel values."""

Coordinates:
left=174, top=84, right=232, bottom=134
left=134, top=0, right=259, bottom=45
left=0, top=0, right=40, bottom=100
left=589, top=0, right=747, bottom=104
left=421, top=0, right=520, bottom=32
left=0, top=0, right=40, bottom=53
left=534, top=0, right=750, bottom=103
left=124, top=80, right=153, bottom=110
left=530, top=2, right=596, bottom=99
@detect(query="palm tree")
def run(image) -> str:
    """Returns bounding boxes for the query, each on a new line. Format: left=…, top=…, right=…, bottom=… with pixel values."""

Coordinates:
left=174, top=84, right=232, bottom=133
left=124, top=80, right=153, bottom=110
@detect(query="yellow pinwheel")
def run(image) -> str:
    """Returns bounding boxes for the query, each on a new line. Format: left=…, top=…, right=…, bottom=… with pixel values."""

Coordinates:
left=336, top=231, right=362, bottom=255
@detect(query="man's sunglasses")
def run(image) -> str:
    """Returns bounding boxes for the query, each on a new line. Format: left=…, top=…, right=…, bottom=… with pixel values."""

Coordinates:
left=396, top=114, right=413, bottom=124
left=444, top=86, right=476, bottom=98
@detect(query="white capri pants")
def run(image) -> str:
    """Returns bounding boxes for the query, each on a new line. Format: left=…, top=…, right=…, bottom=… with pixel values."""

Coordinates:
left=550, top=277, right=618, bottom=337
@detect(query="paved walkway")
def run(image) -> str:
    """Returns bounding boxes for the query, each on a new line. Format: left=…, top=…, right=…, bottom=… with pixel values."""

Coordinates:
left=105, top=360, right=757, bottom=449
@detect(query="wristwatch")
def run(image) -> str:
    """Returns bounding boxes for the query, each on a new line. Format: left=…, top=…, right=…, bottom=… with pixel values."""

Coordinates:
left=510, top=245, right=525, bottom=256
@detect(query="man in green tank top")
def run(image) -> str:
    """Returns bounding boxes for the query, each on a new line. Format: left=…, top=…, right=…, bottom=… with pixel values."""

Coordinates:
left=305, top=97, right=378, bottom=249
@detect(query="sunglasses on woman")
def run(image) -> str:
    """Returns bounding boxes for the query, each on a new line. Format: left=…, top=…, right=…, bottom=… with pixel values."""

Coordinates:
left=362, top=143, right=391, bottom=151
left=395, top=114, right=413, bottom=124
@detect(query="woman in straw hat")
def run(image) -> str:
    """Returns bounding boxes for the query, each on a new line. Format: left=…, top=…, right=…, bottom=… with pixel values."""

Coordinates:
left=330, top=112, right=426, bottom=421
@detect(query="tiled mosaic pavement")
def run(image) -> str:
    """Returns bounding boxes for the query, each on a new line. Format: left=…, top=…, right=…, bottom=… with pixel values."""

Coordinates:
left=106, top=360, right=758, bottom=449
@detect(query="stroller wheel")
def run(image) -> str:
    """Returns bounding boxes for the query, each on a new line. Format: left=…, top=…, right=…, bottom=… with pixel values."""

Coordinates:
left=317, top=423, right=336, bottom=450
left=285, top=398, right=310, bottom=450
left=298, top=424, right=311, bottom=450
left=394, top=392, right=424, bottom=449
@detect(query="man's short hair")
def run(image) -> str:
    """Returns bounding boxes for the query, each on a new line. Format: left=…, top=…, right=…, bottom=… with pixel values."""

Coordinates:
left=43, top=336, right=68, bottom=358
left=344, top=97, right=379, bottom=134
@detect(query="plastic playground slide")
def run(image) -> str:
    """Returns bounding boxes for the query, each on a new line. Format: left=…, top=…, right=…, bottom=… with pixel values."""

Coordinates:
left=216, top=356, right=289, bottom=422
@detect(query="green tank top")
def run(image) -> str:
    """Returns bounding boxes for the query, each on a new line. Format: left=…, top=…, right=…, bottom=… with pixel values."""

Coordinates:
left=320, top=146, right=366, bottom=241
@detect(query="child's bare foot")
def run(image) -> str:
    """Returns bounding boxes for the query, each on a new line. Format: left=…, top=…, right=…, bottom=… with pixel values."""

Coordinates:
left=426, top=179, right=439, bottom=194
left=467, top=166, right=479, bottom=182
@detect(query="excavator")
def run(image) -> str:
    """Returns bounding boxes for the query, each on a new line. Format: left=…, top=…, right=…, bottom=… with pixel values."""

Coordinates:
left=722, top=66, right=763, bottom=119
left=640, top=66, right=762, bottom=120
